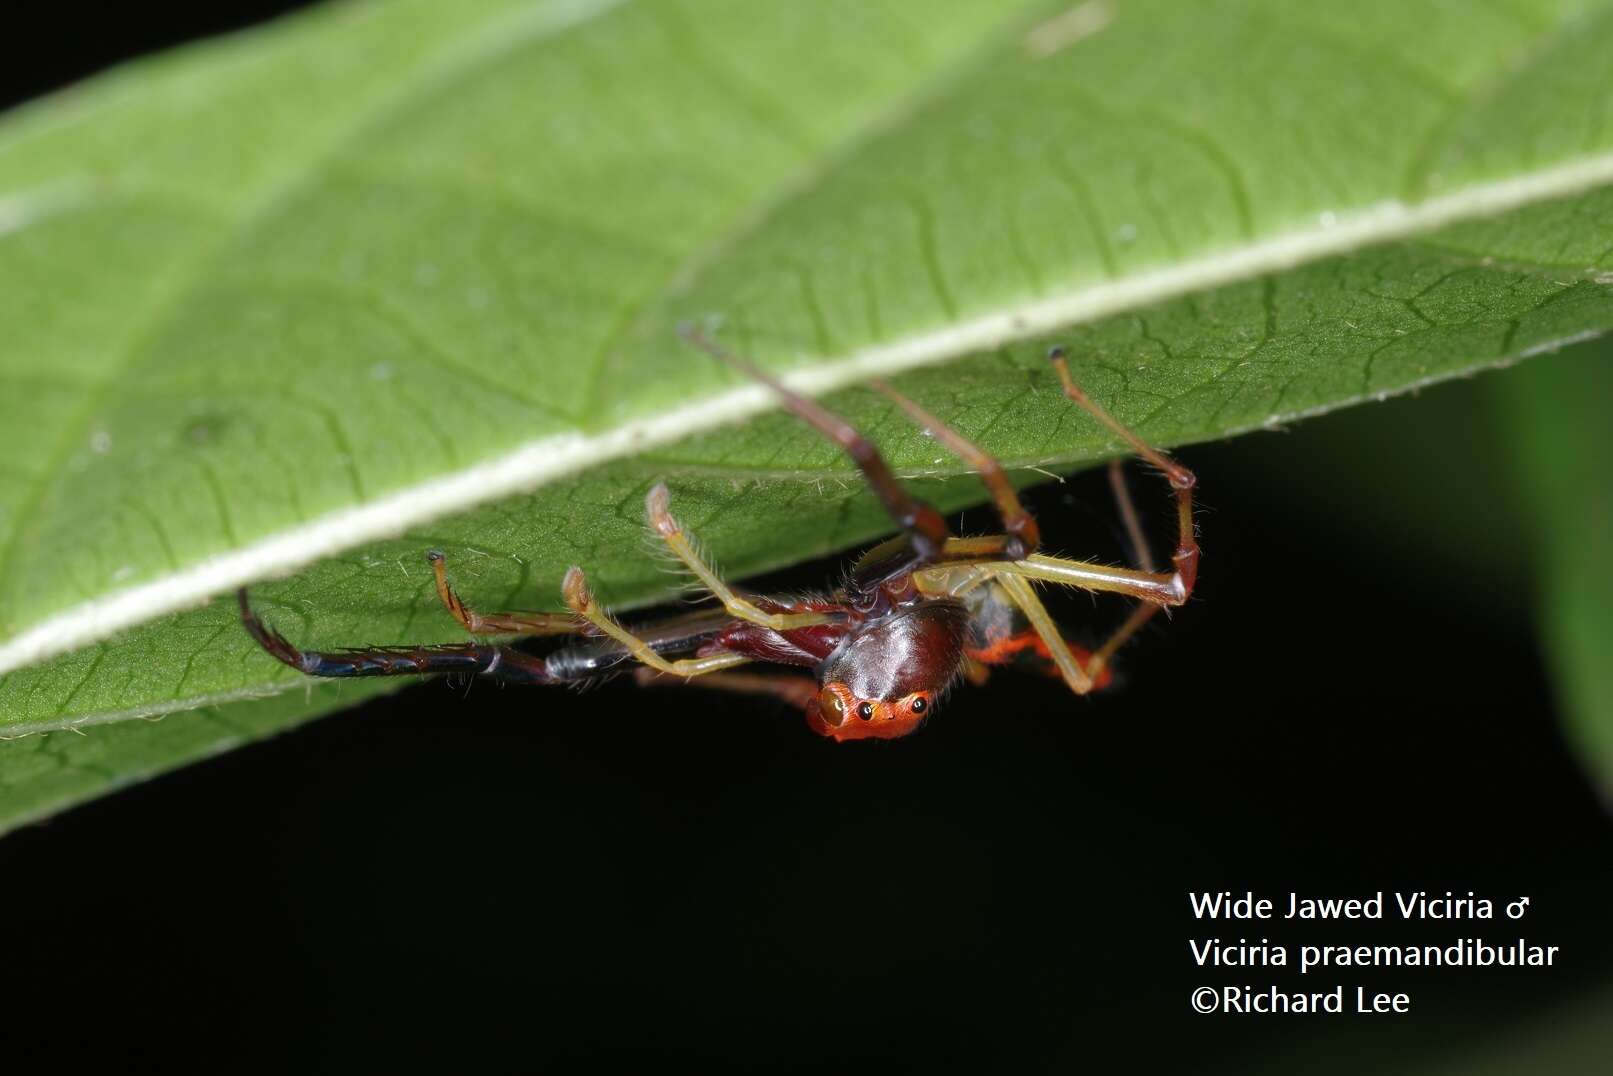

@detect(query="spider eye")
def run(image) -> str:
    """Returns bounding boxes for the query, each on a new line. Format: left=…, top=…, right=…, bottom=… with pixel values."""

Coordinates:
left=857, top=702, right=874, bottom=720
left=910, top=695, right=927, bottom=714
left=817, top=685, right=847, bottom=728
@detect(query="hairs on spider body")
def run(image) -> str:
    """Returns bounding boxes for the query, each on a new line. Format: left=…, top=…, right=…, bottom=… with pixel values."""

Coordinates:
left=240, top=331, right=1198, bottom=743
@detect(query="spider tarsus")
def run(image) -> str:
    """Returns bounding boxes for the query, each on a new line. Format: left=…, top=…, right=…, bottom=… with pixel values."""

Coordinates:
left=561, top=566, right=591, bottom=613
left=426, top=549, right=445, bottom=563
left=645, top=482, right=677, bottom=536
left=236, top=588, right=307, bottom=672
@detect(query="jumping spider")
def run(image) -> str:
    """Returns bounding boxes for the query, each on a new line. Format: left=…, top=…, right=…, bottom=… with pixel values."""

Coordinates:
left=240, top=327, right=1198, bottom=742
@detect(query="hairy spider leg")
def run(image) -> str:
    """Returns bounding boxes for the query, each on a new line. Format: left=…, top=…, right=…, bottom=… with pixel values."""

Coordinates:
left=868, top=379, right=1040, bottom=557
left=561, top=566, right=753, bottom=677
left=925, top=350, right=1199, bottom=610
left=982, top=571, right=1153, bottom=692
left=987, top=555, right=1184, bottom=604
left=429, top=551, right=584, bottom=636
left=237, top=590, right=557, bottom=684
left=991, top=572, right=1097, bottom=694
left=954, top=464, right=1156, bottom=687
left=643, top=483, right=836, bottom=631
left=1048, top=346, right=1199, bottom=597
left=935, top=352, right=1200, bottom=691
left=679, top=325, right=951, bottom=565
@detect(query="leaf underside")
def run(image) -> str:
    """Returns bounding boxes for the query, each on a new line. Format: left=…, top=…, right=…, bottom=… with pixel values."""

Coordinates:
left=3, top=0, right=1613, bottom=826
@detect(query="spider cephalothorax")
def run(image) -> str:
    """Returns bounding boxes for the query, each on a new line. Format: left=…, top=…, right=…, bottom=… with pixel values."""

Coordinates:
left=240, top=329, right=1199, bottom=742
left=809, top=602, right=968, bottom=740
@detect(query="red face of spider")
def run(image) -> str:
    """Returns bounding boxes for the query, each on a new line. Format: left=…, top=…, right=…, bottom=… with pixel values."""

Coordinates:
left=808, top=603, right=967, bottom=742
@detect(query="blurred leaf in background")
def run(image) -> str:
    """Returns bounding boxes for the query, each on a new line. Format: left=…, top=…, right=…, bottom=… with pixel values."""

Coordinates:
left=1496, top=339, right=1613, bottom=798
left=1218, top=331, right=1613, bottom=796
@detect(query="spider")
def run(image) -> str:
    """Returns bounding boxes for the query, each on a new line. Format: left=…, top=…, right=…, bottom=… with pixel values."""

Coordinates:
left=239, top=327, right=1198, bottom=742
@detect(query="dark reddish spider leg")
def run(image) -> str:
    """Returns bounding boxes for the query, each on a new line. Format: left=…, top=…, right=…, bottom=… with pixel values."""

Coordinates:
left=974, top=353, right=1198, bottom=689
left=1084, top=600, right=1162, bottom=678
left=679, top=325, right=951, bottom=566
left=429, top=551, right=582, bottom=635
left=1107, top=460, right=1157, bottom=574
left=633, top=666, right=818, bottom=710
left=868, top=380, right=1040, bottom=558
left=634, top=667, right=853, bottom=736
left=237, top=590, right=557, bottom=683
left=1048, top=346, right=1198, bottom=598
left=960, top=352, right=1200, bottom=607
left=1076, top=461, right=1165, bottom=678
left=961, top=487, right=1154, bottom=687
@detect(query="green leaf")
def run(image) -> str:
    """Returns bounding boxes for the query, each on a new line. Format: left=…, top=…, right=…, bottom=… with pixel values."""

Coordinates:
left=4, top=0, right=1613, bottom=811
left=1493, top=337, right=1613, bottom=796
left=0, top=678, right=397, bottom=838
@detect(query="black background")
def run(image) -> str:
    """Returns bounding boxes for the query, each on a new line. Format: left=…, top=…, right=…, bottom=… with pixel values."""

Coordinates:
left=4, top=5, right=1610, bottom=1071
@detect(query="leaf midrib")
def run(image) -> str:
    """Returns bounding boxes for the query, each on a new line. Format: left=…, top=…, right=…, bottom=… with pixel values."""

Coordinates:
left=0, top=0, right=1048, bottom=659
left=7, top=2, right=1613, bottom=682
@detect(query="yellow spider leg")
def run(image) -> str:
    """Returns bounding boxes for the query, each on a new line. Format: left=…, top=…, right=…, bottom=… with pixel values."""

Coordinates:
left=562, top=567, right=752, bottom=677
left=645, top=483, right=835, bottom=631
left=990, top=572, right=1096, bottom=695
left=921, top=551, right=1184, bottom=606
left=993, top=553, right=1187, bottom=606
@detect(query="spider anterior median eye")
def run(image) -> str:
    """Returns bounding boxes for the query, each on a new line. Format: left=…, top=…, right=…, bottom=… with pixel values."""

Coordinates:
left=818, top=686, right=847, bottom=727
left=858, top=702, right=874, bottom=720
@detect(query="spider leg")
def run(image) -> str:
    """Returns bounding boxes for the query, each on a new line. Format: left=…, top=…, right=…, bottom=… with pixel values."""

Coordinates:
left=633, top=666, right=819, bottom=710
left=679, top=325, right=951, bottom=564
left=238, top=590, right=556, bottom=684
left=959, top=654, right=992, bottom=687
left=931, top=353, right=1202, bottom=609
left=1107, top=460, right=1157, bottom=574
left=926, top=553, right=1185, bottom=605
left=964, top=622, right=1113, bottom=689
left=1081, top=460, right=1165, bottom=676
left=1048, top=346, right=1198, bottom=598
left=980, top=566, right=1164, bottom=693
left=636, top=667, right=841, bottom=738
left=642, top=483, right=836, bottom=631
left=561, top=566, right=752, bottom=677
left=868, top=379, right=1039, bottom=558
left=1084, top=600, right=1162, bottom=678
left=990, top=572, right=1098, bottom=695
left=429, top=551, right=583, bottom=636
